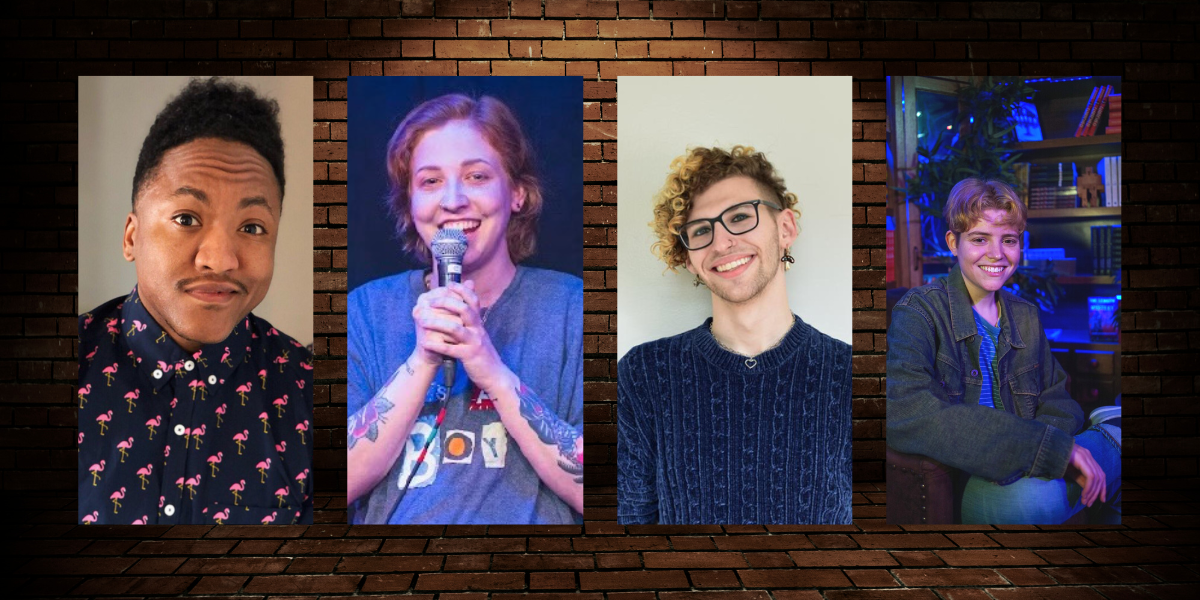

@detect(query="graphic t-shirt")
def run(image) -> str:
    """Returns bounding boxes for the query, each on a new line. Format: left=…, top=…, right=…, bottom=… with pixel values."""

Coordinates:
left=347, top=267, right=583, bottom=524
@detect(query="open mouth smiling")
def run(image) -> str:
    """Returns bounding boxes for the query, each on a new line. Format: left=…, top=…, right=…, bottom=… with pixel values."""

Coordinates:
left=439, top=219, right=481, bottom=234
left=979, top=264, right=1008, bottom=276
left=710, top=254, right=755, bottom=277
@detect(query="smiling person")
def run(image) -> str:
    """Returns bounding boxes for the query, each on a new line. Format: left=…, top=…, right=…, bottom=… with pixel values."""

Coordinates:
left=617, top=146, right=853, bottom=525
left=347, top=94, right=583, bottom=524
left=887, top=178, right=1121, bottom=524
left=78, top=78, right=313, bottom=525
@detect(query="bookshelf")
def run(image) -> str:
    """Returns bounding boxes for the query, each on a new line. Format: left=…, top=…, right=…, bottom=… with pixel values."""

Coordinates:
left=1009, top=76, right=1122, bottom=413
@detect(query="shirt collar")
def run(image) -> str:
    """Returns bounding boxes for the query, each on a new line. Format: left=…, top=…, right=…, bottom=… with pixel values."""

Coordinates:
left=120, top=285, right=252, bottom=392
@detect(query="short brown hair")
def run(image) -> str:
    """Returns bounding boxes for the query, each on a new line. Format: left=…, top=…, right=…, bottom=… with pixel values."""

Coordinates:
left=943, top=178, right=1027, bottom=237
left=650, top=145, right=798, bottom=270
left=385, top=94, right=542, bottom=263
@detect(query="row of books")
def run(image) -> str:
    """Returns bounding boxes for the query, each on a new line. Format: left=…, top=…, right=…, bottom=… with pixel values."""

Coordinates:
left=1090, top=224, right=1121, bottom=277
left=1102, top=156, right=1122, bottom=206
left=1075, top=85, right=1115, bottom=137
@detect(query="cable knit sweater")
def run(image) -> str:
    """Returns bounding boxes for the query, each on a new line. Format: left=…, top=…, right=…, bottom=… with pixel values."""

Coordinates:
left=617, top=316, right=853, bottom=525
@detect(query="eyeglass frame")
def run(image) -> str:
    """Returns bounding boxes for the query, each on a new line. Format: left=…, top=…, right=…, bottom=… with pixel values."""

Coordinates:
left=677, top=199, right=785, bottom=251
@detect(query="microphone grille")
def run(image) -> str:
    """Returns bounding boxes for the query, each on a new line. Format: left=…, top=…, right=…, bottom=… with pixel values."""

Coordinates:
left=431, top=228, right=468, bottom=260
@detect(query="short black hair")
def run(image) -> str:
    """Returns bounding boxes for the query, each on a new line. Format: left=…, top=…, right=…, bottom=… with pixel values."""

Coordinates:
left=132, top=77, right=286, bottom=206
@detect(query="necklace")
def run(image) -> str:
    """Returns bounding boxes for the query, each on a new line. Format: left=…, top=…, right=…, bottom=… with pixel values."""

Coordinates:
left=710, top=314, right=797, bottom=369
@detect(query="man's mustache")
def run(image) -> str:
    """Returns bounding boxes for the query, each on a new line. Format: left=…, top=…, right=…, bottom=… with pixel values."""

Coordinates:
left=175, top=276, right=248, bottom=295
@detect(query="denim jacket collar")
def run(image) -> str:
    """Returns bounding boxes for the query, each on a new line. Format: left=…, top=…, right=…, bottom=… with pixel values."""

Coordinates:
left=945, top=264, right=1027, bottom=350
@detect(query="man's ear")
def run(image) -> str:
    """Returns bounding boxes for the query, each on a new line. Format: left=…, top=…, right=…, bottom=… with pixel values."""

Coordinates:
left=684, top=253, right=697, bottom=276
left=122, top=212, right=138, bottom=262
left=778, top=206, right=799, bottom=250
left=945, top=229, right=959, bottom=257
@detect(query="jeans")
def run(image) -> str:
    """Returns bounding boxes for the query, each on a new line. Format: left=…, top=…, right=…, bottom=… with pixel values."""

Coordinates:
left=961, top=424, right=1121, bottom=524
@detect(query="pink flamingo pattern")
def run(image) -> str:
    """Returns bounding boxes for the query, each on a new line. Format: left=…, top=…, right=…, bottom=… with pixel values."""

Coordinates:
left=88, top=460, right=105, bottom=486
left=102, top=363, right=118, bottom=386
left=233, top=430, right=250, bottom=455
left=124, top=389, right=140, bottom=412
left=273, top=395, right=288, bottom=418
left=96, top=410, right=113, bottom=436
left=136, top=464, right=153, bottom=490
left=207, top=452, right=223, bottom=476
left=230, top=479, right=246, bottom=505
left=110, top=487, right=126, bottom=513
left=145, top=415, right=161, bottom=440
left=116, top=437, right=134, bottom=462
left=255, top=458, right=272, bottom=483
left=79, top=285, right=313, bottom=524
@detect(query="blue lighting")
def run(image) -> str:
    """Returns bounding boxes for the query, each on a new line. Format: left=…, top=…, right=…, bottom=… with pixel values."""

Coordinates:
left=1025, top=76, right=1092, bottom=84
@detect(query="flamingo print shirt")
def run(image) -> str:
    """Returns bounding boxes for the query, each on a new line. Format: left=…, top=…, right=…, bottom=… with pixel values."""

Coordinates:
left=79, top=287, right=314, bottom=525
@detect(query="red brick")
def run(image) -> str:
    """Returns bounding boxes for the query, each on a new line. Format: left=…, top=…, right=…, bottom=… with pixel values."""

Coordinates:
left=739, top=569, right=853, bottom=588
left=654, top=1, right=723, bottom=18
left=491, top=20, right=563, bottom=37
left=579, top=570, right=689, bottom=590
left=435, top=0, right=508, bottom=18
left=756, top=41, right=826, bottom=59
left=649, top=41, right=720, bottom=59
left=493, top=60, right=564, bottom=75
left=643, top=552, right=749, bottom=569
left=762, top=1, right=831, bottom=18
left=789, top=550, right=898, bottom=567
left=435, top=40, right=508, bottom=58
left=598, top=20, right=671, bottom=38
left=415, top=572, right=524, bottom=591
left=706, top=61, right=778, bottom=76
left=546, top=1, right=617, bottom=18
left=243, top=576, right=361, bottom=594
left=895, top=569, right=1008, bottom=587
left=598, top=61, right=672, bottom=78
left=706, top=21, right=777, bottom=38
left=543, top=40, right=615, bottom=59
left=937, top=550, right=1048, bottom=567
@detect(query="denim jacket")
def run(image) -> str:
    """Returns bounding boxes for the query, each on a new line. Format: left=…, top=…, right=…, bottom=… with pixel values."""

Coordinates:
left=886, top=265, right=1084, bottom=484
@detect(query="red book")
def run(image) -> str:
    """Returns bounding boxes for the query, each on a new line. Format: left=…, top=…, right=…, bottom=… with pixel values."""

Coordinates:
left=1085, top=85, right=1112, bottom=136
left=1075, top=86, right=1101, bottom=137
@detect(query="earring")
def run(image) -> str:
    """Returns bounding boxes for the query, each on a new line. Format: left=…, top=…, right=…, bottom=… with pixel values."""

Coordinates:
left=781, top=248, right=795, bottom=271
left=693, top=274, right=704, bottom=287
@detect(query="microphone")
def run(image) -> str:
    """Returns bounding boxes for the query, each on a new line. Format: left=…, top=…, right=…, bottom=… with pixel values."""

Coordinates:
left=431, top=228, right=468, bottom=390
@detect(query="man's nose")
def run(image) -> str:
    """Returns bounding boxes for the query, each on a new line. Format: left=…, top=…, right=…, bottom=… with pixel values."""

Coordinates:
left=195, top=228, right=239, bottom=272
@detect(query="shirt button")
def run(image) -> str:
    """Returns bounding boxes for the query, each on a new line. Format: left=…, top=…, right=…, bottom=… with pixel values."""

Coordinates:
left=971, top=369, right=980, bottom=377
left=164, top=504, right=175, bottom=516
left=174, top=424, right=186, bottom=436
left=207, top=375, right=217, bottom=385
left=185, top=361, right=195, bottom=371
left=153, top=369, right=163, bottom=379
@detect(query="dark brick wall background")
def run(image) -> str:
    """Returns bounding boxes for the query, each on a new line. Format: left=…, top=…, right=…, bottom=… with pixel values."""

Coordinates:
left=2, top=0, right=1198, bottom=598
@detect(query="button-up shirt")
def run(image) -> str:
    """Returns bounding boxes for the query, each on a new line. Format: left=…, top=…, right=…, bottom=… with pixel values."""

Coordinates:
left=78, top=287, right=313, bottom=525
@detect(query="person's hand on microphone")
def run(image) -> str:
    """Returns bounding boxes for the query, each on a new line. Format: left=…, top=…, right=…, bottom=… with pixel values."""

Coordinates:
left=413, top=280, right=513, bottom=395
left=410, top=285, right=465, bottom=370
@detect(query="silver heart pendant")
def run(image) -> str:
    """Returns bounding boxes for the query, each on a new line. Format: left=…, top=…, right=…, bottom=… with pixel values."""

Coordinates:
left=745, top=358, right=757, bottom=369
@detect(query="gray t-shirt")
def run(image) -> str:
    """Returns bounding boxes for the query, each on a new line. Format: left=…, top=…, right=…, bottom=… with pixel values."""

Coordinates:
left=348, top=266, right=583, bottom=524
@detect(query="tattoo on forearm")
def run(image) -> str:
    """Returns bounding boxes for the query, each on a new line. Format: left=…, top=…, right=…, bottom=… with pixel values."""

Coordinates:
left=516, top=382, right=583, bottom=484
left=348, top=362, right=404, bottom=449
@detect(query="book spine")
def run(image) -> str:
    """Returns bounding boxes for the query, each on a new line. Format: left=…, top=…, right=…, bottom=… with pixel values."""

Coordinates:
left=1075, top=86, right=1101, bottom=137
left=1086, top=85, right=1112, bottom=136
left=1091, top=226, right=1099, bottom=276
left=1118, top=156, right=1122, bottom=206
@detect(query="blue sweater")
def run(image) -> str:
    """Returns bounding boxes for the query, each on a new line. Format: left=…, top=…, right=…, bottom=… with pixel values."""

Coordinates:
left=617, top=316, right=853, bottom=525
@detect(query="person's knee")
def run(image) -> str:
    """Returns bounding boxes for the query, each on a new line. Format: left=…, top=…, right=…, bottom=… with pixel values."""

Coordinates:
left=961, top=475, right=1071, bottom=524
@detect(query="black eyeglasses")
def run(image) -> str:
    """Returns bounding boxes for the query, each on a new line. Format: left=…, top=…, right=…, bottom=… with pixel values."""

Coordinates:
left=678, top=199, right=783, bottom=251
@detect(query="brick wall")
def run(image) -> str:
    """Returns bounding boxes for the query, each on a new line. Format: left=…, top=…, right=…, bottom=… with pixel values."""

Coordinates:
left=2, top=0, right=1197, bottom=598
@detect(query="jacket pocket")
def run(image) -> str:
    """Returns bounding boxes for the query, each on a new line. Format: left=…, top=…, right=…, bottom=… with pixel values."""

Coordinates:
left=934, top=355, right=964, bottom=403
left=1006, top=362, right=1041, bottom=419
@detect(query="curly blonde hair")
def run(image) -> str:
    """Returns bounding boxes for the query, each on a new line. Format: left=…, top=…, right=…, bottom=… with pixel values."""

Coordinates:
left=650, top=145, right=799, bottom=270
left=944, top=178, right=1027, bottom=238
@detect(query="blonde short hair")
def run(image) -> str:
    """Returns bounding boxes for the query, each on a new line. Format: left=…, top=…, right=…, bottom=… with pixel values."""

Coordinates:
left=943, top=178, right=1027, bottom=237
left=385, top=94, right=543, bottom=264
left=650, top=145, right=798, bottom=271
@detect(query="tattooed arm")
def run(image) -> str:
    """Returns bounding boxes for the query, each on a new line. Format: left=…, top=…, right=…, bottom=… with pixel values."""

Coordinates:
left=488, top=369, right=584, bottom=515
left=346, top=353, right=439, bottom=504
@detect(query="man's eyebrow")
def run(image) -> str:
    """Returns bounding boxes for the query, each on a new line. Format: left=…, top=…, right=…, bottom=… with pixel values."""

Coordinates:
left=173, top=186, right=208, bottom=203
left=239, top=196, right=272, bottom=211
